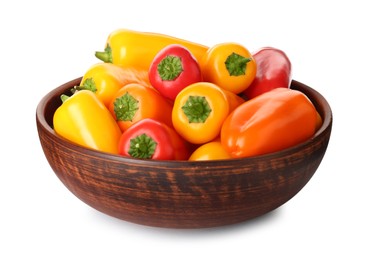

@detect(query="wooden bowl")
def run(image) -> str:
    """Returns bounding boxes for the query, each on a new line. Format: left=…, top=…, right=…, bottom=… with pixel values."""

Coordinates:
left=36, top=78, right=332, bottom=228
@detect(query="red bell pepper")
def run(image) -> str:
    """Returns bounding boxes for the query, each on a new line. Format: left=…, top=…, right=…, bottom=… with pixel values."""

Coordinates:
left=243, top=47, right=292, bottom=99
left=149, top=44, right=202, bottom=100
left=118, top=118, right=190, bottom=160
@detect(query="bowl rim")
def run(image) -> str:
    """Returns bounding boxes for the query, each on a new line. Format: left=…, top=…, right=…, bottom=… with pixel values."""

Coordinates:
left=36, top=77, right=333, bottom=168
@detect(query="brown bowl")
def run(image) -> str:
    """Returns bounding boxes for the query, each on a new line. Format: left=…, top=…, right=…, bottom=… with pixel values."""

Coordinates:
left=36, top=77, right=332, bottom=228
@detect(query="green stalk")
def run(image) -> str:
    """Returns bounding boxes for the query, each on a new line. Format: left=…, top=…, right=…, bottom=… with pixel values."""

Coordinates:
left=181, top=95, right=211, bottom=123
left=60, top=94, right=70, bottom=103
left=157, top=55, right=183, bottom=80
left=128, top=134, right=157, bottom=159
left=113, top=92, right=139, bottom=121
left=224, top=52, right=252, bottom=76
left=95, top=45, right=113, bottom=63
left=75, top=78, right=97, bottom=93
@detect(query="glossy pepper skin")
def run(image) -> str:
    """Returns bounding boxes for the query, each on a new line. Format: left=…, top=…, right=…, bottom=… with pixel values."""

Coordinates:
left=109, top=83, right=173, bottom=132
left=118, top=118, right=189, bottom=160
left=243, top=47, right=292, bottom=99
left=53, top=90, right=122, bottom=154
left=149, top=44, right=202, bottom=100
left=172, top=82, right=229, bottom=144
left=77, top=63, right=150, bottom=107
left=189, top=141, right=231, bottom=161
left=221, top=88, right=318, bottom=158
left=201, top=42, right=257, bottom=94
left=95, top=29, right=208, bottom=72
left=221, top=88, right=245, bottom=113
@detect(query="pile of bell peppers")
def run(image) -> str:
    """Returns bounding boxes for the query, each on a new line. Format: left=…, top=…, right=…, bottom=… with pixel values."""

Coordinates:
left=53, top=28, right=321, bottom=161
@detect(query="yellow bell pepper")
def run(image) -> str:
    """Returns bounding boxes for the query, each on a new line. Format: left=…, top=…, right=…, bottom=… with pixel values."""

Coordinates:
left=201, top=42, right=257, bottom=94
left=95, top=28, right=208, bottom=71
left=53, top=90, right=122, bottom=154
left=76, top=63, right=150, bottom=107
left=189, top=141, right=232, bottom=161
left=172, top=82, right=229, bottom=144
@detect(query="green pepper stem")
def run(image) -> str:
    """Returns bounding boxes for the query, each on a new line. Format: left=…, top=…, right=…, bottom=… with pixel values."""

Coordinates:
left=113, top=92, right=139, bottom=121
left=157, top=55, right=183, bottom=81
left=60, top=94, right=70, bottom=103
left=181, top=95, right=212, bottom=123
left=128, top=134, right=157, bottom=159
left=76, top=78, right=97, bottom=93
left=95, top=44, right=113, bottom=63
left=225, top=52, right=252, bottom=76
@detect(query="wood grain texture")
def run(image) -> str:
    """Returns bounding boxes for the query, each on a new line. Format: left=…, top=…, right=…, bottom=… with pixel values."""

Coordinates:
left=36, top=78, right=332, bottom=228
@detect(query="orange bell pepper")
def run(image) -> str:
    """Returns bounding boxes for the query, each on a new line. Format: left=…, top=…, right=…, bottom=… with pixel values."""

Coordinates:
left=221, top=89, right=245, bottom=113
left=221, top=88, right=318, bottom=158
left=109, top=83, right=173, bottom=132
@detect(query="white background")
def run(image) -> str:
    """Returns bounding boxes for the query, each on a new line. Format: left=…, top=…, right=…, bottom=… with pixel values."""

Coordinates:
left=1, top=0, right=371, bottom=259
